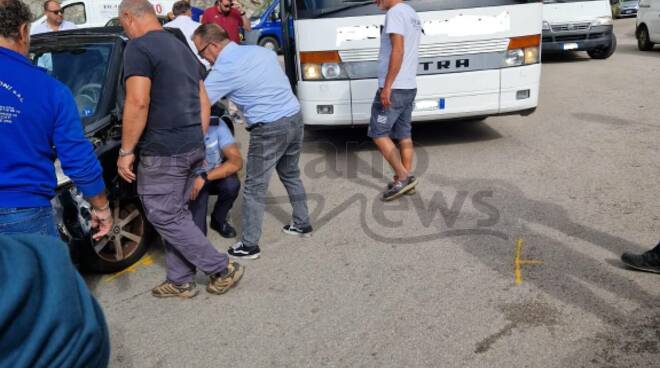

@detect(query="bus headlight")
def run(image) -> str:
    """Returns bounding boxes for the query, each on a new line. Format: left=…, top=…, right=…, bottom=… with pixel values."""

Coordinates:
left=303, top=64, right=323, bottom=80
left=524, top=47, right=539, bottom=64
left=300, top=51, right=348, bottom=81
left=505, top=35, right=541, bottom=67
left=321, top=63, right=342, bottom=79
left=505, top=49, right=524, bottom=66
left=591, top=16, right=613, bottom=26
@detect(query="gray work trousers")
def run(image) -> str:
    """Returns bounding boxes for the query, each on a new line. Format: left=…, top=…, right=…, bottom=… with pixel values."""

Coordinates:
left=137, top=147, right=229, bottom=284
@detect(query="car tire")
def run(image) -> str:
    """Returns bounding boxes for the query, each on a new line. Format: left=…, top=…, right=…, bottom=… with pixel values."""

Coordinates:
left=81, top=199, right=152, bottom=274
left=588, top=34, right=617, bottom=59
left=258, top=36, right=280, bottom=51
left=637, top=25, right=655, bottom=51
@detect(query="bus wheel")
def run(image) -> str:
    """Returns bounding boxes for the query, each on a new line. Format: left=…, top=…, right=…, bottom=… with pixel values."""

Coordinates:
left=258, top=36, right=280, bottom=51
left=588, top=34, right=617, bottom=59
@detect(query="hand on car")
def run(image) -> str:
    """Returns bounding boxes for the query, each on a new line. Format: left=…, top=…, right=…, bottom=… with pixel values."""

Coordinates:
left=380, top=87, right=392, bottom=109
left=91, top=207, right=113, bottom=241
left=117, top=154, right=136, bottom=183
left=190, top=175, right=206, bottom=201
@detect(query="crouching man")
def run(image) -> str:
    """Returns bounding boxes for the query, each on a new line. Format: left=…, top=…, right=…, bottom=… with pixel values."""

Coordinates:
left=189, top=118, right=242, bottom=238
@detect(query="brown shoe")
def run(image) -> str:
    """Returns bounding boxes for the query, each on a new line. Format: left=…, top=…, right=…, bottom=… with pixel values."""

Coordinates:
left=207, top=261, right=245, bottom=295
left=152, top=281, right=198, bottom=299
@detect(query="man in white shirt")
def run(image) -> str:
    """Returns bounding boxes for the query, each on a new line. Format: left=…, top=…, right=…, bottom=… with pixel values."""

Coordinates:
left=368, top=0, right=421, bottom=201
left=31, top=0, right=76, bottom=35
left=164, top=0, right=209, bottom=67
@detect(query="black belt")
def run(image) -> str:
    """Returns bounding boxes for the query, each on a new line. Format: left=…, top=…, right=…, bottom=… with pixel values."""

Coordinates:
left=245, top=122, right=265, bottom=132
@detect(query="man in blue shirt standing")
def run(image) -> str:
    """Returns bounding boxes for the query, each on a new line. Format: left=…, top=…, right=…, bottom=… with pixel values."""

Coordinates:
left=0, top=0, right=112, bottom=240
left=193, top=23, right=312, bottom=260
left=189, top=119, right=243, bottom=239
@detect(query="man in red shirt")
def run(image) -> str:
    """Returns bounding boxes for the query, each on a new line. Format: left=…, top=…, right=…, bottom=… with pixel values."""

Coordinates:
left=201, top=0, right=251, bottom=43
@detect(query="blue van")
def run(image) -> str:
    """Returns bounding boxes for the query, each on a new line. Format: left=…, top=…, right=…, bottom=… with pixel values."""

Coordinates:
left=245, top=0, right=283, bottom=51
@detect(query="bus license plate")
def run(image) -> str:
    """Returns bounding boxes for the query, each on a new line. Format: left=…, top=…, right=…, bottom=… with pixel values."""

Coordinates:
left=563, top=43, right=578, bottom=50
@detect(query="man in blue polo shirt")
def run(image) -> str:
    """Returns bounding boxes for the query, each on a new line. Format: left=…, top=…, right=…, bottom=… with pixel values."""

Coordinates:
left=189, top=118, right=243, bottom=239
left=193, top=23, right=312, bottom=260
left=0, top=0, right=112, bottom=240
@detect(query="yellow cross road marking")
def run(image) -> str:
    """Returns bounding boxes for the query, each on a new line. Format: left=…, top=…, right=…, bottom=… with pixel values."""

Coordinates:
left=103, top=254, right=155, bottom=283
left=514, top=238, right=543, bottom=285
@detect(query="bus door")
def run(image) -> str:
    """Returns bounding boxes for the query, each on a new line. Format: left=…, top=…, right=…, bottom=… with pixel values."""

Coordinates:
left=280, top=0, right=298, bottom=92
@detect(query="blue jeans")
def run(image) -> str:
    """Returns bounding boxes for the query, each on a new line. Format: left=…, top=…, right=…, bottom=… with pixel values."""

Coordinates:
left=0, top=207, right=59, bottom=238
left=241, top=112, right=310, bottom=247
left=368, top=88, right=417, bottom=140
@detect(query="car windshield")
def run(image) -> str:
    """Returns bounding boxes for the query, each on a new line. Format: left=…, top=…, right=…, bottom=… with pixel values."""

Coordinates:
left=29, top=43, right=113, bottom=120
left=251, top=0, right=276, bottom=20
left=298, top=0, right=542, bottom=19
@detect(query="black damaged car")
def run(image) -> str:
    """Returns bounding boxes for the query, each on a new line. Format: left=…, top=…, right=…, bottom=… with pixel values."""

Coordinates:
left=29, top=27, right=232, bottom=273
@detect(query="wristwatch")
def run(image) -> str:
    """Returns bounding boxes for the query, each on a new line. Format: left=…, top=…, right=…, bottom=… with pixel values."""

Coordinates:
left=119, top=148, right=134, bottom=157
left=240, top=11, right=246, bottom=15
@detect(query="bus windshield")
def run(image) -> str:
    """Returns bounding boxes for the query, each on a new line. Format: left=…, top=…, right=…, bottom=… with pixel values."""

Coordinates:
left=297, top=0, right=542, bottom=19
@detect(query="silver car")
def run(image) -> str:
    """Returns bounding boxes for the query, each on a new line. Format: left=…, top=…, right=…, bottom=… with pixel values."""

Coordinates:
left=614, top=0, right=640, bottom=18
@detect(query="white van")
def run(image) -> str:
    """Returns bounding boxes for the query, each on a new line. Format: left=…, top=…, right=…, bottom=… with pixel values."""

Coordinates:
left=542, top=0, right=617, bottom=59
left=636, top=0, right=660, bottom=50
left=31, top=0, right=177, bottom=29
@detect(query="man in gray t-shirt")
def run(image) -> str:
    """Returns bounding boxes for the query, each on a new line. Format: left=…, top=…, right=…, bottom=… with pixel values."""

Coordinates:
left=368, top=0, right=421, bottom=201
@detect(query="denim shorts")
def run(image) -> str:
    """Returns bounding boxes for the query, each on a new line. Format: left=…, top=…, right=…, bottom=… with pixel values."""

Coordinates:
left=368, top=88, right=417, bottom=140
left=0, top=207, right=59, bottom=238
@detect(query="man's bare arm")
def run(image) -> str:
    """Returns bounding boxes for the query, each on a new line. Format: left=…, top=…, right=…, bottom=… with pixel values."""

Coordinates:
left=380, top=33, right=404, bottom=109
left=117, top=76, right=150, bottom=183
left=241, top=14, right=252, bottom=32
left=207, top=144, right=243, bottom=181
left=199, top=80, right=211, bottom=134
left=121, top=76, right=151, bottom=152
left=384, top=34, right=404, bottom=90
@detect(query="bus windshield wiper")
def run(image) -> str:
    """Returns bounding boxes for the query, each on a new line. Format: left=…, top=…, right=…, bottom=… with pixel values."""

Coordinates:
left=312, top=0, right=374, bottom=19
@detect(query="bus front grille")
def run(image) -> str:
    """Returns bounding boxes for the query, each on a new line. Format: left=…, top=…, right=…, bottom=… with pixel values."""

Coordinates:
left=339, top=38, right=510, bottom=62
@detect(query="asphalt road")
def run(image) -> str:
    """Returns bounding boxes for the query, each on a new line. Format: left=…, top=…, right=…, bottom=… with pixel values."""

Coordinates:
left=87, top=17, right=659, bottom=367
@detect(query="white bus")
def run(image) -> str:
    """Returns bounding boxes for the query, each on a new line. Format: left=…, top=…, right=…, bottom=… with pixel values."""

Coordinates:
left=279, top=0, right=543, bottom=126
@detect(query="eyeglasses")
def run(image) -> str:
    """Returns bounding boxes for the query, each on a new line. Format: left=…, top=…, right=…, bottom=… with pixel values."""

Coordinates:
left=47, top=9, right=64, bottom=15
left=197, top=43, right=212, bottom=58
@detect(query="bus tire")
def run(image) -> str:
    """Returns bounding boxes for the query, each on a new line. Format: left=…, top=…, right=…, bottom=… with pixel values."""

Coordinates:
left=258, top=36, right=280, bottom=51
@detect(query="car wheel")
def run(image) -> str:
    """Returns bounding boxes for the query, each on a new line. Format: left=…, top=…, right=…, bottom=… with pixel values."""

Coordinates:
left=82, top=199, right=151, bottom=273
left=637, top=25, right=654, bottom=51
left=258, top=36, right=280, bottom=51
left=588, top=34, right=617, bottom=59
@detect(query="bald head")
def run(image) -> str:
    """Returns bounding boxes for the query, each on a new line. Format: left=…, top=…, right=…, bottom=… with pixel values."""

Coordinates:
left=118, top=0, right=156, bottom=17
left=118, top=0, right=161, bottom=39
